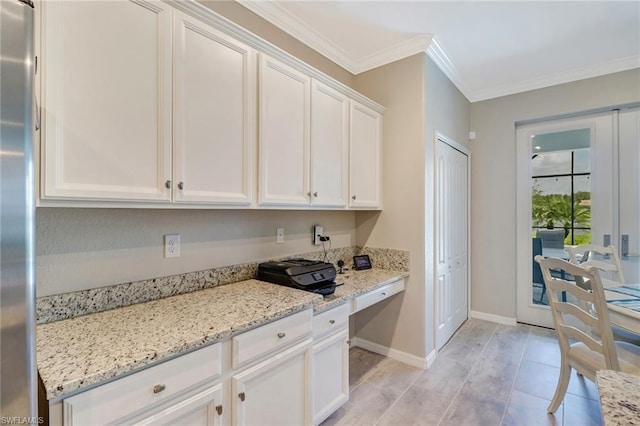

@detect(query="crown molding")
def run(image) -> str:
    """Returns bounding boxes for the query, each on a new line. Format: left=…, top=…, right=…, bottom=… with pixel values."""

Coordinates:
left=469, top=55, right=640, bottom=102
left=238, top=0, right=432, bottom=75
left=426, top=37, right=472, bottom=101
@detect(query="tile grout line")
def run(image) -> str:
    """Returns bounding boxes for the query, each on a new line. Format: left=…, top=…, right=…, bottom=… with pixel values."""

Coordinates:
left=497, top=325, right=532, bottom=426
left=372, top=362, right=425, bottom=426
left=436, top=322, right=500, bottom=426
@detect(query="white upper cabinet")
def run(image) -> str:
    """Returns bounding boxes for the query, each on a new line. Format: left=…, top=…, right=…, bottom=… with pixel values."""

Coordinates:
left=310, top=81, right=349, bottom=207
left=349, top=101, right=382, bottom=208
left=40, top=0, right=172, bottom=202
left=173, top=11, right=255, bottom=205
left=258, top=54, right=311, bottom=206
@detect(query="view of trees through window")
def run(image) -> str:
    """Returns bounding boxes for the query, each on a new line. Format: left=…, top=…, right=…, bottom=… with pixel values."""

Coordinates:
left=531, top=145, right=591, bottom=245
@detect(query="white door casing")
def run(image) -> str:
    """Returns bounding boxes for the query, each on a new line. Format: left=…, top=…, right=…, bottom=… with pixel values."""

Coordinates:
left=435, top=136, right=469, bottom=350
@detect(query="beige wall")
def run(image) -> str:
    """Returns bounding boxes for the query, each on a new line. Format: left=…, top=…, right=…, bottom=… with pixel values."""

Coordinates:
left=36, top=3, right=357, bottom=297
left=36, top=208, right=355, bottom=296
left=351, top=54, right=470, bottom=359
left=470, top=68, right=640, bottom=319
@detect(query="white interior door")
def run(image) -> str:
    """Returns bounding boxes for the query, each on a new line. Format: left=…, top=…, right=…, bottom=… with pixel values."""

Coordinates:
left=436, top=137, right=469, bottom=350
left=516, top=113, right=614, bottom=328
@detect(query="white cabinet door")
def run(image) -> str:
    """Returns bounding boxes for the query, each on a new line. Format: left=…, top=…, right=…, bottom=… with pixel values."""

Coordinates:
left=310, top=81, right=349, bottom=207
left=173, top=12, right=255, bottom=205
left=258, top=54, right=311, bottom=206
left=232, top=339, right=312, bottom=426
left=312, top=330, right=349, bottom=425
left=41, top=0, right=172, bottom=202
left=349, top=101, right=382, bottom=208
left=132, top=384, right=224, bottom=426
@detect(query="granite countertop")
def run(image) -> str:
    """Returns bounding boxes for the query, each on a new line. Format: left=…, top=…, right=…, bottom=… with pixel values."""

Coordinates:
left=37, top=268, right=407, bottom=401
left=596, top=370, right=640, bottom=425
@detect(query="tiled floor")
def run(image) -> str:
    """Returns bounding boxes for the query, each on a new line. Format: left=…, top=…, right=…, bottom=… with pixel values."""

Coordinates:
left=322, top=319, right=602, bottom=426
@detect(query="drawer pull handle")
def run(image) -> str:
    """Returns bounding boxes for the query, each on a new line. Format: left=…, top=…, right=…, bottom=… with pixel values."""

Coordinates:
left=277, top=332, right=286, bottom=339
left=153, top=384, right=166, bottom=394
left=381, top=292, right=387, bottom=296
left=329, top=319, right=335, bottom=324
left=238, top=392, right=246, bottom=402
left=215, top=405, right=223, bottom=415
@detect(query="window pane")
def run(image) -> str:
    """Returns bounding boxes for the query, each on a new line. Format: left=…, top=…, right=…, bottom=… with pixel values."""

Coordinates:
left=532, top=176, right=571, bottom=229
left=574, top=148, right=591, bottom=173
left=532, top=151, right=572, bottom=176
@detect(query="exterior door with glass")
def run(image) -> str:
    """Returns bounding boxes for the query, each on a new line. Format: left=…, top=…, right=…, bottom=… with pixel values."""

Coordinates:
left=619, top=108, right=640, bottom=284
left=516, top=113, right=614, bottom=328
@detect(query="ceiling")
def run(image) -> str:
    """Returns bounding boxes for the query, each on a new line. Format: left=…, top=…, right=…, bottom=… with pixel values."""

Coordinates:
left=237, top=1, right=640, bottom=102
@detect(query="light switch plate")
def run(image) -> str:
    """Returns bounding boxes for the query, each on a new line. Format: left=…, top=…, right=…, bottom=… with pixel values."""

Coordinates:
left=276, top=228, right=284, bottom=244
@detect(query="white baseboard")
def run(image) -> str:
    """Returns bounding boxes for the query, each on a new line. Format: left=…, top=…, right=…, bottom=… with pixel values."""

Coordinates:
left=426, top=349, right=437, bottom=368
left=470, top=310, right=517, bottom=326
left=351, top=337, right=428, bottom=369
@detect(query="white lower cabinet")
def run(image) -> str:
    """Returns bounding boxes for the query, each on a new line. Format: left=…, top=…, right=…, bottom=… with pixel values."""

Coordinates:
left=311, top=303, right=350, bottom=425
left=131, top=384, right=224, bottom=426
left=232, top=339, right=312, bottom=426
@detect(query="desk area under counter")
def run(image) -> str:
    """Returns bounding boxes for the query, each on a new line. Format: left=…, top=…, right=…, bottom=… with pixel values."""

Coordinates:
left=38, top=267, right=407, bottom=425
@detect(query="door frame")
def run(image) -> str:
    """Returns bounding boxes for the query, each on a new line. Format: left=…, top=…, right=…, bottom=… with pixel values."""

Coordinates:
left=434, top=131, right=471, bottom=350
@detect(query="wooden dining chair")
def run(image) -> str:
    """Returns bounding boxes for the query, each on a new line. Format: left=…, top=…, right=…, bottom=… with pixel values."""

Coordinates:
left=534, top=256, right=640, bottom=414
left=566, top=244, right=640, bottom=345
left=566, top=244, right=625, bottom=288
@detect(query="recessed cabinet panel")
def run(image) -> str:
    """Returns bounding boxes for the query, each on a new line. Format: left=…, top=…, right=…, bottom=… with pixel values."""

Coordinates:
left=41, top=0, right=172, bottom=201
left=173, top=12, right=255, bottom=205
left=258, top=55, right=311, bottom=206
left=310, top=81, right=349, bottom=207
left=349, top=101, right=382, bottom=208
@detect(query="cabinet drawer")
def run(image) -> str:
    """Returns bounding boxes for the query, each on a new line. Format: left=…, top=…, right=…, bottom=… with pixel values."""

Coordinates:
left=313, top=303, right=349, bottom=339
left=63, top=343, right=222, bottom=425
left=232, top=309, right=312, bottom=368
left=353, top=279, right=405, bottom=313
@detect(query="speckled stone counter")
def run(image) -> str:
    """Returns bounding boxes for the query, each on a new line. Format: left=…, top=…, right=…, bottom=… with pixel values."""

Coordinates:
left=596, top=370, right=640, bottom=425
left=37, top=280, right=321, bottom=400
left=37, top=268, right=407, bottom=401
left=315, top=268, right=409, bottom=313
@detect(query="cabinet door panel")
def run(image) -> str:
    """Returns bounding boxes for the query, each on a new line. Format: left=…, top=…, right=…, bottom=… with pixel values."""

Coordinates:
left=312, top=330, right=349, bottom=425
left=41, top=0, right=172, bottom=201
left=258, top=55, right=310, bottom=206
left=349, top=101, right=382, bottom=208
left=310, top=81, right=349, bottom=207
left=232, top=339, right=312, bottom=426
left=132, top=384, right=223, bottom=426
left=173, top=12, right=255, bottom=205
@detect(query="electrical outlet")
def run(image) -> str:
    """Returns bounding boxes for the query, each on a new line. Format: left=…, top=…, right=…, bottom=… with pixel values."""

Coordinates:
left=276, top=228, right=284, bottom=244
left=313, top=225, right=324, bottom=245
left=164, top=234, right=180, bottom=258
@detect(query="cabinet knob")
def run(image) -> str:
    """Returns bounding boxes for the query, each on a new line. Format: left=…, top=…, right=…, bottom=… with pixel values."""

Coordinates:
left=238, top=392, right=246, bottom=402
left=277, top=332, right=286, bottom=339
left=153, top=384, right=166, bottom=394
left=178, top=181, right=184, bottom=190
left=313, top=192, right=318, bottom=198
left=165, top=180, right=172, bottom=189
left=352, top=195, right=357, bottom=200
left=215, top=405, right=223, bottom=416
left=329, top=319, right=335, bottom=324
left=381, top=292, right=387, bottom=296
left=307, top=192, right=311, bottom=198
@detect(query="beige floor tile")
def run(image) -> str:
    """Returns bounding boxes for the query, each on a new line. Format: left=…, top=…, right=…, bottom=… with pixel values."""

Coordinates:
left=348, top=347, right=385, bottom=388
left=439, top=387, right=507, bottom=426
left=562, top=393, right=602, bottom=426
left=502, top=390, right=563, bottom=426
left=377, top=385, right=451, bottom=426
left=321, top=380, right=398, bottom=426
left=514, top=359, right=562, bottom=401
left=364, top=356, right=422, bottom=398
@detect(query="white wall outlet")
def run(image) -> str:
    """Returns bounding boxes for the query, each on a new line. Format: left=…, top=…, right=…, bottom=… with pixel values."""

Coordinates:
left=164, top=234, right=180, bottom=258
left=276, top=228, right=285, bottom=244
left=313, top=225, right=324, bottom=245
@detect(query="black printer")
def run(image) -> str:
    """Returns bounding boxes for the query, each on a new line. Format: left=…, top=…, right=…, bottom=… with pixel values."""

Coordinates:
left=257, top=258, right=337, bottom=295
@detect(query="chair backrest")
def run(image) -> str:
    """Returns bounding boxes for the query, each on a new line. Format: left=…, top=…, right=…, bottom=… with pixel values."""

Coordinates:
left=566, top=244, right=625, bottom=287
left=534, top=256, right=620, bottom=371
left=536, top=229, right=565, bottom=249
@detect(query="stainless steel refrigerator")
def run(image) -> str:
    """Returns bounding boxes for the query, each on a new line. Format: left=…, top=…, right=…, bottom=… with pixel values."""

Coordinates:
left=0, top=0, right=37, bottom=418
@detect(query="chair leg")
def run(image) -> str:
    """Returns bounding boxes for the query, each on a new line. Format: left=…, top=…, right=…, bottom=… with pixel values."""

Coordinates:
left=548, top=362, right=571, bottom=414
